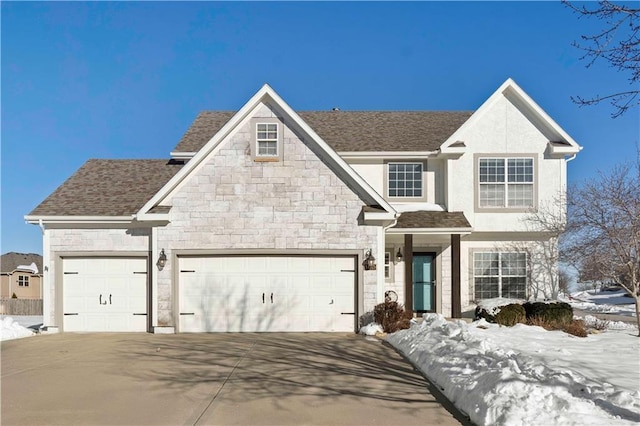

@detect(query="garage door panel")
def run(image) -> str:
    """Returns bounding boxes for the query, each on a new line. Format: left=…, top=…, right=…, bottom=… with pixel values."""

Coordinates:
left=179, top=255, right=356, bottom=332
left=63, top=258, right=147, bottom=332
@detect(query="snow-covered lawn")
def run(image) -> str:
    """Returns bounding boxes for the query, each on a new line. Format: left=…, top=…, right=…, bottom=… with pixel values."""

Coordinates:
left=387, top=314, right=639, bottom=425
left=563, top=289, right=637, bottom=317
left=0, top=315, right=42, bottom=341
left=383, top=289, right=640, bottom=425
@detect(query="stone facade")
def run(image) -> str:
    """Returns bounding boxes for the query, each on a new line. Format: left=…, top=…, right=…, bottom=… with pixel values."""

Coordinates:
left=155, top=103, right=380, bottom=326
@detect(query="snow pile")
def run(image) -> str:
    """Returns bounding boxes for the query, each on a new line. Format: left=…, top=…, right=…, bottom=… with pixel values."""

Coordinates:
left=387, top=313, right=640, bottom=426
left=359, top=323, right=383, bottom=336
left=0, top=317, right=35, bottom=341
left=580, top=314, right=635, bottom=330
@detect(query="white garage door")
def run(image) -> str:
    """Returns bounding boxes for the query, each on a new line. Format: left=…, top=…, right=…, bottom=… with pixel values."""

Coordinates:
left=178, top=256, right=356, bottom=332
left=62, top=258, right=148, bottom=332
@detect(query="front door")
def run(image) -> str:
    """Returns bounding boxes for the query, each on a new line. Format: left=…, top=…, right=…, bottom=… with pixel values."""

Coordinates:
left=413, top=253, right=436, bottom=312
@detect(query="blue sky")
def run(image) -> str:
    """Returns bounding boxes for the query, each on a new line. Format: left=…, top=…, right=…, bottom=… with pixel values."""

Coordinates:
left=2, top=1, right=638, bottom=255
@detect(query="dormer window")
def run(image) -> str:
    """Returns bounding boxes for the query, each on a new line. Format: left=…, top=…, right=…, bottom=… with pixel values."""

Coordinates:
left=256, top=123, right=278, bottom=157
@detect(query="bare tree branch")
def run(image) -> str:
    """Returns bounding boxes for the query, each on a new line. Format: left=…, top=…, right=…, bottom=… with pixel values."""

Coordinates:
left=563, top=1, right=640, bottom=118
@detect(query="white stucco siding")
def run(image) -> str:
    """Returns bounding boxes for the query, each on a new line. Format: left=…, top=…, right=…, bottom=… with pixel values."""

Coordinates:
left=349, top=159, right=444, bottom=206
left=155, top=102, right=380, bottom=327
left=447, top=95, right=566, bottom=232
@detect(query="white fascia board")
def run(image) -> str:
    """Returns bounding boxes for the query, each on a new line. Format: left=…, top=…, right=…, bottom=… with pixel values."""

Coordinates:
left=439, top=78, right=582, bottom=153
left=339, top=151, right=438, bottom=160
left=170, top=151, right=197, bottom=160
left=139, top=84, right=397, bottom=217
left=386, top=227, right=473, bottom=235
left=137, top=85, right=276, bottom=216
left=24, top=215, right=135, bottom=225
left=134, top=213, right=170, bottom=222
left=548, top=142, right=581, bottom=156
left=263, top=87, right=396, bottom=215
left=364, top=211, right=397, bottom=221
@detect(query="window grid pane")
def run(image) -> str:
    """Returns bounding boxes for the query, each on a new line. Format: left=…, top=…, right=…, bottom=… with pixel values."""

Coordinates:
left=479, top=184, right=505, bottom=207
left=507, top=184, right=533, bottom=207
left=256, top=123, right=278, bottom=157
left=388, top=163, right=423, bottom=197
left=479, top=158, right=534, bottom=208
left=474, top=252, right=527, bottom=300
left=384, top=252, right=391, bottom=279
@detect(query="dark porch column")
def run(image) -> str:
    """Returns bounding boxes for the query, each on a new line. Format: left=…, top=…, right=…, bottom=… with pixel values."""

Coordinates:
left=451, top=233, right=461, bottom=318
left=404, top=234, right=413, bottom=314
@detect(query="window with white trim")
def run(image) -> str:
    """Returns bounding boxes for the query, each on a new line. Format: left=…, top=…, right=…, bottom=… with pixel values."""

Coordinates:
left=256, top=123, right=278, bottom=157
left=388, top=163, right=423, bottom=198
left=479, top=158, right=534, bottom=208
left=473, top=252, right=527, bottom=299
left=18, top=275, right=29, bottom=287
left=384, top=251, right=392, bottom=280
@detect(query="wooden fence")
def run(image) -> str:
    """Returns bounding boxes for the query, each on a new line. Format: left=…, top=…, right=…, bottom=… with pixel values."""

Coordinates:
left=0, top=299, right=43, bottom=315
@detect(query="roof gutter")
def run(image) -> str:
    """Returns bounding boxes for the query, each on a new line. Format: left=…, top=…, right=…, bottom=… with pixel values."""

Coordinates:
left=339, top=151, right=439, bottom=160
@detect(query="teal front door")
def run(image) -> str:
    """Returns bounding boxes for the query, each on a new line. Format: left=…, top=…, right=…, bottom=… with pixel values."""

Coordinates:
left=413, top=253, right=435, bottom=312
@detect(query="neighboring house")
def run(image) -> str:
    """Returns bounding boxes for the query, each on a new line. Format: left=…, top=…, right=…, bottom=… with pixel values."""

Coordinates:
left=1, top=252, right=43, bottom=299
left=25, top=78, right=581, bottom=333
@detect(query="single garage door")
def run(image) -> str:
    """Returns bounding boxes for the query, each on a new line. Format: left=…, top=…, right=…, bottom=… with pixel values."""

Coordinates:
left=62, top=257, right=148, bottom=332
left=179, top=255, right=356, bottom=332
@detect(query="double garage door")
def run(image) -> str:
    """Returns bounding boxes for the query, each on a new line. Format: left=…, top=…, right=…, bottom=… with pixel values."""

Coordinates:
left=62, top=258, right=148, bottom=332
left=179, top=255, right=356, bottom=332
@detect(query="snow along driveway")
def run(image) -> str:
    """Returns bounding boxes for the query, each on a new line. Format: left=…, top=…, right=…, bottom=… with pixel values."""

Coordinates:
left=387, top=314, right=639, bottom=426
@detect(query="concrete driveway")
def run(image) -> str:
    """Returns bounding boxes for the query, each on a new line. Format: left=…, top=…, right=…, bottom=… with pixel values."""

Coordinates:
left=1, top=333, right=469, bottom=425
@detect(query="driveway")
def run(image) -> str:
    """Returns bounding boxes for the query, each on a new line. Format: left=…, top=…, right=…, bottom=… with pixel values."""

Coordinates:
left=1, top=333, right=469, bottom=425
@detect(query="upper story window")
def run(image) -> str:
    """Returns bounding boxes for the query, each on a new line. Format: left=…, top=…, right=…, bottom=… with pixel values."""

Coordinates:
left=388, top=163, right=423, bottom=198
left=256, top=123, right=278, bottom=157
left=478, top=157, right=534, bottom=209
left=18, top=275, right=29, bottom=287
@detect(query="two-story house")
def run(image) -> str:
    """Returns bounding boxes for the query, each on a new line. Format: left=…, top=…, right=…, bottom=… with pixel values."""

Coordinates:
left=26, top=78, right=581, bottom=333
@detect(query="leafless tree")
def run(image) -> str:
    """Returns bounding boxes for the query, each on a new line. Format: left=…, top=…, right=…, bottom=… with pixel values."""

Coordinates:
left=505, top=196, right=567, bottom=300
left=563, top=1, right=640, bottom=118
left=565, top=157, right=640, bottom=335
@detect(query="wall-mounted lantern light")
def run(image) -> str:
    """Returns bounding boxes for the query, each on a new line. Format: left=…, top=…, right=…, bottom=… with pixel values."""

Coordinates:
left=363, top=249, right=377, bottom=271
left=156, top=249, right=167, bottom=271
left=396, top=248, right=403, bottom=263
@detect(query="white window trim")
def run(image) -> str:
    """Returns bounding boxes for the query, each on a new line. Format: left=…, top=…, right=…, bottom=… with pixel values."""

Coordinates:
left=18, top=275, right=29, bottom=287
left=472, top=251, right=527, bottom=300
left=387, top=162, right=425, bottom=199
left=384, top=250, right=393, bottom=281
left=256, top=122, right=279, bottom=157
left=474, top=154, right=538, bottom=212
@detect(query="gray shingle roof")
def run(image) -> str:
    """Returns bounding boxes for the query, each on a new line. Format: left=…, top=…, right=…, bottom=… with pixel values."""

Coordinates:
left=1, top=252, right=43, bottom=274
left=173, top=111, right=473, bottom=153
left=29, top=160, right=184, bottom=216
left=395, top=211, right=471, bottom=229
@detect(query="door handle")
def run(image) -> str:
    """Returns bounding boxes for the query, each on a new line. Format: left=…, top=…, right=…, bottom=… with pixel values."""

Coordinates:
left=109, top=294, right=112, bottom=304
left=270, top=293, right=273, bottom=304
left=330, top=299, right=334, bottom=304
left=99, top=294, right=107, bottom=305
left=262, top=293, right=265, bottom=304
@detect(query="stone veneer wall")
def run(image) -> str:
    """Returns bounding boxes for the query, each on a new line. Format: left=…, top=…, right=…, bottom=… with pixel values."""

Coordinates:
left=156, top=103, right=379, bottom=326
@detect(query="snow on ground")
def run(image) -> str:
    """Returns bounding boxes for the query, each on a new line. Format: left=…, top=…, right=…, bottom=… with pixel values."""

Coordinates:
left=563, top=289, right=637, bottom=317
left=386, top=314, right=640, bottom=426
left=0, top=316, right=37, bottom=341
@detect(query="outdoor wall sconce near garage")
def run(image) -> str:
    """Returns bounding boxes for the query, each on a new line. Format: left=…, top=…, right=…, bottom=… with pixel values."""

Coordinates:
left=363, top=249, right=377, bottom=271
left=396, top=248, right=403, bottom=263
left=156, top=249, right=167, bottom=271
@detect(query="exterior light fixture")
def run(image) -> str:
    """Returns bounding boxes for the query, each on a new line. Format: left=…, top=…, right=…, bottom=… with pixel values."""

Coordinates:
left=396, top=248, right=403, bottom=263
left=156, top=249, right=167, bottom=271
left=363, top=249, right=377, bottom=271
